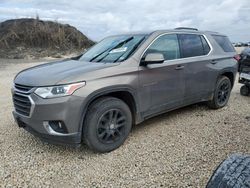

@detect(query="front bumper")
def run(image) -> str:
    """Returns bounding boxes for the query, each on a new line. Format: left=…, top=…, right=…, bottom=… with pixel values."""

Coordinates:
left=13, top=111, right=81, bottom=147
left=12, top=92, right=86, bottom=147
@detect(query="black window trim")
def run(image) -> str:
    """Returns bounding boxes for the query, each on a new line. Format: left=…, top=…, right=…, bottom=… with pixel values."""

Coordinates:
left=200, top=35, right=211, bottom=55
left=140, top=32, right=213, bottom=63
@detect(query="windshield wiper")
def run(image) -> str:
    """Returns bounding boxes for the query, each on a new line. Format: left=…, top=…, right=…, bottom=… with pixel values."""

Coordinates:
left=89, top=48, right=110, bottom=62
left=113, top=36, right=146, bottom=63
left=90, top=36, right=134, bottom=62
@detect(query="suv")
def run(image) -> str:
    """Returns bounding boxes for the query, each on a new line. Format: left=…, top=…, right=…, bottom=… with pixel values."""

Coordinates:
left=12, top=28, right=238, bottom=152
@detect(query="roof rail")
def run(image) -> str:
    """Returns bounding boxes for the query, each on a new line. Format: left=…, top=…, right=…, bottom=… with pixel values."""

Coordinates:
left=205, top=30, right=219, bottom=34
left=175, top=27, right=198, bottom=31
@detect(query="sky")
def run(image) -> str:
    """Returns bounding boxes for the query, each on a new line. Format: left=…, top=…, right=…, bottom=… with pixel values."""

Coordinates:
left=0, top=0, right=249, bottom=42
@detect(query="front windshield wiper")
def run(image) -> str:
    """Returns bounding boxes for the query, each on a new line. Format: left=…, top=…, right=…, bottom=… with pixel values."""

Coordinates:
left=89, top=47, right=110, bottom=62
left=113, top=36, right=146, bottom=63
left=90, top=36, right=134, bottom=62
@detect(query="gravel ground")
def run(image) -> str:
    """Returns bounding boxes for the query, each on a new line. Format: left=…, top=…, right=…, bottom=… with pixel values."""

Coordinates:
left=0, top=59, right=249, bottom=187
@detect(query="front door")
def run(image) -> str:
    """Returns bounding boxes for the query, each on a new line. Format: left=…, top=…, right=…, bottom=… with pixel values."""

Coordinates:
left=138, top=34, right=185, bottom=117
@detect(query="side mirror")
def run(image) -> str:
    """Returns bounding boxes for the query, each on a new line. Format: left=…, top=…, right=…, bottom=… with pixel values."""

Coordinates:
left=141, top=53, right=165, bottom=66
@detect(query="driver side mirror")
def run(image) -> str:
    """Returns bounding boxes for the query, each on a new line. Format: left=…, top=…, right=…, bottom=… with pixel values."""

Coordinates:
left=141, top=53, right=165, bottom=66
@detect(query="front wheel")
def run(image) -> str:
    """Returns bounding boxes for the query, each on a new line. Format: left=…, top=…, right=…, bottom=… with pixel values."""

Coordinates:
left=83, top=97, right=132, bottom=153
left=207, top=76, right=232, bottom=109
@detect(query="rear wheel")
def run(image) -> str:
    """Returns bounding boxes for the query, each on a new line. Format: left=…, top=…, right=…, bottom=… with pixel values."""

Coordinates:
left=207, top=76, right=232, bottom=109
left=240, top=85, right=250, bottom=96
left=83, top=97, right=132, bottom=153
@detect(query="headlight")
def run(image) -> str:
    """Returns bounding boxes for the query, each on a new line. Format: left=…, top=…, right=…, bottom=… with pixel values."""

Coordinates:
left=34, top=82, right=86, bottom=99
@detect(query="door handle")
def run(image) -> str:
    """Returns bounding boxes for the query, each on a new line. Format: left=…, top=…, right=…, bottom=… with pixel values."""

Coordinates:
left=175, top=65, right=184, bottom=70
left=210, top=60, right=218, bottom=65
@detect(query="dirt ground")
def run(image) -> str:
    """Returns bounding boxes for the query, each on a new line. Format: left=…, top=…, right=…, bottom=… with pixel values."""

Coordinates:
left=0, top=59, right=249, bottom=187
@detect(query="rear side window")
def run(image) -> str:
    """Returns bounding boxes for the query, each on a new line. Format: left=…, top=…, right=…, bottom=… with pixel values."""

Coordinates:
left=178, top=34, right=207, bottom=58
left=212, top=35, right=235, bottom=52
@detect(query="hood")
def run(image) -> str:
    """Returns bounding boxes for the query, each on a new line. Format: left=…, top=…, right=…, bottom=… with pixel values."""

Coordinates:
left=14, top=59, right=118, bottom=86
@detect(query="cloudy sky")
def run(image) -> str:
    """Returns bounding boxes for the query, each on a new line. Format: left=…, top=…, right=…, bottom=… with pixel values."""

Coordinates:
left=0, top=0, right=249, bottom=42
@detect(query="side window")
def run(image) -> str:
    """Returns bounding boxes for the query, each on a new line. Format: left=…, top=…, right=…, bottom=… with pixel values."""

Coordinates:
left=144, top=34, right=180, bottom=61
left=201, top=36, right=211, bottom=55
left=178, top=34, right=204, bottom=58
left=212, top=35, right=235, bottom=52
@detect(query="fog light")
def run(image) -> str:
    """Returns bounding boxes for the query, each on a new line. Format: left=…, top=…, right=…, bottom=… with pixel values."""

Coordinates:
left=49, top=121, right=68, bottom=133
left=43, top=121, right=68, bottom=135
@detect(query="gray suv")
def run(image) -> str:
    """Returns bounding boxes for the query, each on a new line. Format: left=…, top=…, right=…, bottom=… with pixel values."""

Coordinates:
left=12, top=28, right=238, bottom=152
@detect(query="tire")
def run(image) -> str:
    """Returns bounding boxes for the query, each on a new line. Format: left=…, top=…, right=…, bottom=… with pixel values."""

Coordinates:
left=207, top=76, right=232, bottom=109
left=83, top=97, right=132, bottom=153
left=240, top=85, right=250, bottom=96
left=206, top=154, right=250, bottom=188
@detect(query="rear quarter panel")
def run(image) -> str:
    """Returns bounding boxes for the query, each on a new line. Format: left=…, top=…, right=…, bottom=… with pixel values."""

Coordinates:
left=205, top=34, right=238, bottom=89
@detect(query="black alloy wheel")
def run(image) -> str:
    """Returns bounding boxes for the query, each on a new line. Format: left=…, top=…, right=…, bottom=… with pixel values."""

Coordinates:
left=97, top=109, right=126, bottom=144
left=83, top=97, right=132, bottom=153
left=207, top=76, right=232, bottom=109
left=217, top=80, right=230, bottom=106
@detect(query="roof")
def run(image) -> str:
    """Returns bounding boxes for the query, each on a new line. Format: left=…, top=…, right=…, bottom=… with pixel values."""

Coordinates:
left=115, top=28, right=224, bottom=37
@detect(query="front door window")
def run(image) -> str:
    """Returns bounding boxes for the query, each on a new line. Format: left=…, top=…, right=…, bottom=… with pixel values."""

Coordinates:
left=143, top=34, right=180, bottom=61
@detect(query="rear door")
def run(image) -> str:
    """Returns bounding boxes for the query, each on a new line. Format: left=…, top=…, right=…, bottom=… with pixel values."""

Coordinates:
left=178, top=34, right=213, bottom=102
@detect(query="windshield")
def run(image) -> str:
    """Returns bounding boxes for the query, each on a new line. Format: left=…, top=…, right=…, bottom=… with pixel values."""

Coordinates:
left=80, top=34, right=147, bottom=63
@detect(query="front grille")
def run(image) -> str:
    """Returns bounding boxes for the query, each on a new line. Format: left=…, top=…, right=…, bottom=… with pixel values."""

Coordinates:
left=13, top=93, right=32, bottom=116
left=14, top=84, right=33, bottom=93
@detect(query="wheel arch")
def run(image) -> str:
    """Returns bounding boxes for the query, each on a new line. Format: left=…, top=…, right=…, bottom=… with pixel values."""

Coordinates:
left=79, top=86, right=141, bottom=137
left=217, top=69, right=236, bottom=88
left=221, top=72, right=235, bottom=87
